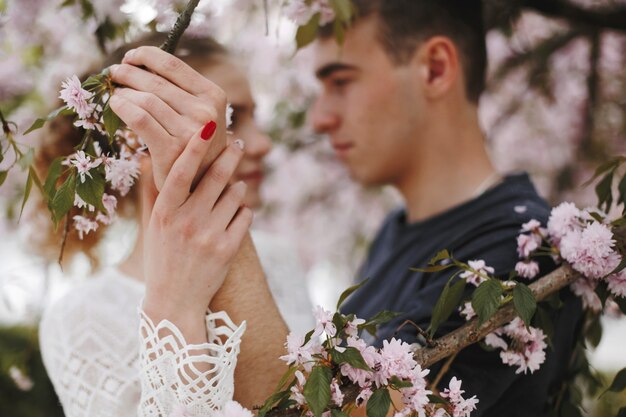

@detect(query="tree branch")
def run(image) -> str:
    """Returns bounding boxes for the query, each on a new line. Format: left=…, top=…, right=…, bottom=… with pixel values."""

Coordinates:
left=268, top=265, right=581, bottom=417
left=520, top=0, right=626, bottom=32
left=160, top=0, right=201, bottom=54
left=413, top=265, right=580, bottom=368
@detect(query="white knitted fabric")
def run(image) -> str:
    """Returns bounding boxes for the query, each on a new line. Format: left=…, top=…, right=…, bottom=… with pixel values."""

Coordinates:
left=138, top=310, right=245, bottom=417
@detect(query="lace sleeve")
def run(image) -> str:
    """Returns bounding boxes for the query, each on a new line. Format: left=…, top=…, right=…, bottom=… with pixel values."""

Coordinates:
left=138, top=310, right=246, bottom=417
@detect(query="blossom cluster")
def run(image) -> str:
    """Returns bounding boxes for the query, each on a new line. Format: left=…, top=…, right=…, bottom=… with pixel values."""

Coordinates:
left=55, top=75, right=143, bottom=239
left=275, top=305, right=478, bottom=417
left=548, top=203, right=625, bottom=308
left=284, top=0, right=336, bottom=26
left=484, top=318, right=547, bottom=375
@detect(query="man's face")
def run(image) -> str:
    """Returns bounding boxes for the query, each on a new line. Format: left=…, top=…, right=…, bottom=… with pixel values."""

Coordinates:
left=310, top=16, right=428, bottom=187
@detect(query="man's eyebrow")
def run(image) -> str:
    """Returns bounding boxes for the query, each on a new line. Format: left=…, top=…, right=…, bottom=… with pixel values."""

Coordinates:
left=315, top=63, right=359, bottom=80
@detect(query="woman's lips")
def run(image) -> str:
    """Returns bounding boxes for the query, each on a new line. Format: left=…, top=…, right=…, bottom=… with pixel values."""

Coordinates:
left=332, top=142, right=354, bottom=159
left=238, top=170, right=264, bottom=184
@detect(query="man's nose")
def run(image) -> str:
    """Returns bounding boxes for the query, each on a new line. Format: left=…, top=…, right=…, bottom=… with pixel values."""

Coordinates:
left=310, top=96, right=340, bottom=134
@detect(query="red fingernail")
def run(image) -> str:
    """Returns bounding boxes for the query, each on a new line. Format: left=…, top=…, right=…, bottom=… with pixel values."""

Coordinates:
left=201, top=121, right=217, bottom=141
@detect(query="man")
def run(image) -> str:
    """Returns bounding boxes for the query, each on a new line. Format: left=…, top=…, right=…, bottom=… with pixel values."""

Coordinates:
left=110, top=0, right=581, bottom=415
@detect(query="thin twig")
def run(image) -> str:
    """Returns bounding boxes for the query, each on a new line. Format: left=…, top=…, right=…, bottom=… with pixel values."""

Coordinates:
left=0, top=108, right=11, bottom=136
left=429, top=352, right=459, bottom=391
left=160, top=0, right=201, bottom=54
left=58, top=212, right=72, bottom=269
left=394, top=320, right=437, bottom=348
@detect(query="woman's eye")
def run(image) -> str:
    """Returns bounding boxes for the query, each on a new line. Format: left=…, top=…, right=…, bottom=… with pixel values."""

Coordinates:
left=332, top=78, right=351, bottom=88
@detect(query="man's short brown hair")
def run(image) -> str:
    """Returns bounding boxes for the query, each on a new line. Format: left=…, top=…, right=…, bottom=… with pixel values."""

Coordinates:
left=321, top=0, right=487, bottom=103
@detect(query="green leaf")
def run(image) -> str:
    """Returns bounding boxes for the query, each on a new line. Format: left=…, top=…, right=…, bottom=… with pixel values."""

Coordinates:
left=513, top=283, right=536, bottom=327
left=18, top=169, right=34, bottom=221
left=258, top=389, right=291, bottom=417
left=366, top=388, right=391, bottom=417
left=427, top=394, right=449, bottom=405
left=595, top=171, right=614, bottom=213
left=330, top=0, right=352, bottom=21
left=429, top=249, right=451, bottom=265
left=410, top=263, right=455, bottom=273
left=614, top=296, right=626, bottom=315
left=331, top=346, right=371, bottom=371
left=44, top=157, right=64, bottom=200
left=303, top=366, right=332, bottom=417
left=559, top=401, right=583, bottom=417
left=18, top=148, right=34, bottom=169
left=102, top=104, right=121, bottom=141
left=586, top=316, right=602, bottom=348
left=472, top=279, right=503, bottom=325
left=296, top=13, right=321, bottom=49
left=0, top=171, right=7, bottom=187
left=337, top=278, right=369, bottom=310
left=24, top=106, right=73, bottom=135
left=429, top=278, right=466, bottom=337
left=76, top=172, right=105, bottom=211
left=362, top=310, right=402, bottom=328
left=607, top=368, right=626, bottom=393
left=532, top=306, right=554, bottom=348
left=389, top=376, right=413, bottom=389
left=619, top=173, right=626, bottom=210
left=51, top=173, right=77, bottom=225
left=331, top=410, right=350, bottom=417
left=28, top=166, right=43, bottom=194
left=584, top=158, right=619, bottom=186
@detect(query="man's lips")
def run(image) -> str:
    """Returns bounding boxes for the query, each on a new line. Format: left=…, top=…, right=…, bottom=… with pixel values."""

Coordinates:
left=331, top=142, right=354, bottom=158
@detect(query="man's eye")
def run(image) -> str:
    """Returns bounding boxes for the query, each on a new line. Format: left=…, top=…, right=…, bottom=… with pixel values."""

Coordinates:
left=332, top=78, right=351, bottom=88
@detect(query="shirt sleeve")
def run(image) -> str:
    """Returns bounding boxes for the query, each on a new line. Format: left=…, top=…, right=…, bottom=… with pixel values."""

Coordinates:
left=138, top=309, right=246, bottom=417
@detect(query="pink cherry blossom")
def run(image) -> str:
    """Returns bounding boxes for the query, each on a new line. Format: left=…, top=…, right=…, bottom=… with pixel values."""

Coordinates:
left=484, top=318, right=547, bottom=375
left=344, top=315, right=366, bottom=337
left=340, top=337, right=378, bottom=387
left=400, top=365, right=432, bottom=414
left=96, top=193, right=118, bottom=225
left=375, top=338, right=417, bottom=386
left=460, top=260, right=494, bottom=287
left=74, top=194, right=95, bottom=212
left=520, top=219, right=542, bottom=233
left=73, top=215, right=99, bottom=239
left=65, top=151, right=102, bottom=183
left=570, top=278, right=602, bottom=313
left=547, top=202, right=582, bottom=243
left=313, top=305, right=337, bottom=337
left=284, top=0, right=315, bottom=25
left=104, top=153, right=140, bottom=196
left=330, top=379, right=344, bottom=406
left=9, top=366, right=34, bottom=391
left=59, top=75, right=95, bottom=119
left=280, top=332, right=323, bottom=372
left=517, top=233, right=541, bottom=258
left=213, top=402, right=254, bottom=417
left=607, top=270, right=626, bottom=299
left=459, top=302, right=476, bottom=321
left=559, top=222, right=620, bottom=279
left=290, top=371, right=307, bottom=405
left=441, top=377, right=479, bottom=417
left=515, top=261, right=540, bottom=280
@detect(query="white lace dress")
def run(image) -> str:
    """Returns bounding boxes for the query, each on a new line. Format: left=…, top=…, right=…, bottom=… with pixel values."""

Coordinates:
left=39, top=231, right=313, bottom=417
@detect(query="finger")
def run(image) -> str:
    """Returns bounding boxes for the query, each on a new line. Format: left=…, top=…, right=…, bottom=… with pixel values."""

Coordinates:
left=121, top=46, right=218, bottom=98
left=188, top=140, right=245, bottom=209
left=115, top=88, right=196, bottom=138
left=140, top=158, right=158, bottom=233
left=110, top=63, right=201, bottom=116
left=209, top=181, right=247, bottom=231
left=226, top=207, right=254, bottom=249
left=156, top=121, right=219, bottom=211
left=109, top=93, right=175, bottom=151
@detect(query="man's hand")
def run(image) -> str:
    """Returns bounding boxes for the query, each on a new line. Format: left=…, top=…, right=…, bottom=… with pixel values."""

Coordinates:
left=109, top=46, right=228, bottom=190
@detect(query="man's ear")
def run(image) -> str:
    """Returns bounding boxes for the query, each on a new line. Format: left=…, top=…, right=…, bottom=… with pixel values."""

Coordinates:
left=413, top=36, right=460, bottom=100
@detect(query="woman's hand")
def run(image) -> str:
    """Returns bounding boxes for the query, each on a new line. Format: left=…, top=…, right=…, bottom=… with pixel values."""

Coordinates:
left=109, top=46, right=228, bottom=190
left=141, top=126, right=252, bottom=343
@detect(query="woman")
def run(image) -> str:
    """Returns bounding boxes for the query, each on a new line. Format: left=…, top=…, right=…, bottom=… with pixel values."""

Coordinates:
left=37, top=33, right=312, bottom=417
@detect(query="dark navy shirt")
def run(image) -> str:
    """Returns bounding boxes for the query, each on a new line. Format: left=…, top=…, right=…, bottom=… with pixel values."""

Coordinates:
left=341, top=173, right=582, bottom=417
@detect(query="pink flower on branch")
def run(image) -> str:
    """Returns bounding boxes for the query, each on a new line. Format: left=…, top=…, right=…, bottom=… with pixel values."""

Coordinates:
left=59, top=75, right=95, bottom=119
left=64, top=151, right=101, bottom=183
left=460, top=260, right=494, bottom=287
left=73, top=215, right=98, bottom=240
left=515, top=261, right=540, bottom=280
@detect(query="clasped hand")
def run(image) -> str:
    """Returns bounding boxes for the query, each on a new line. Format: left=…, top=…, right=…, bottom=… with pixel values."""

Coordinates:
left=109, top=47, right=251, bottom=340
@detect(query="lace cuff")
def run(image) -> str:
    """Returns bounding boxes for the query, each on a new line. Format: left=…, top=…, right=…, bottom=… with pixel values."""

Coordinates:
left=138, top=309, right=246, bottom=417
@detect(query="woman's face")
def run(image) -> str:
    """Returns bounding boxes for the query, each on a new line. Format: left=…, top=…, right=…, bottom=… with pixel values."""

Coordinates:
left=195, top=57, right=272, bottom=209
